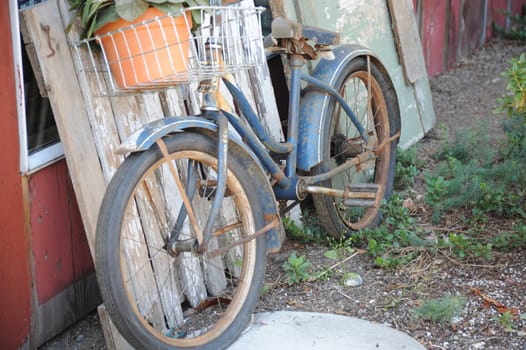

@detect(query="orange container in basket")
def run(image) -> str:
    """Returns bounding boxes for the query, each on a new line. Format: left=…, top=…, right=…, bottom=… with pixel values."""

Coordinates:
left=95, top=8, right=192, bottom=89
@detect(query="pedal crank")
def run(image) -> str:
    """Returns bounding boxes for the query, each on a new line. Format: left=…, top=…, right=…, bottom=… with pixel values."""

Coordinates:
left=343, top=183, right=383, bottom=208
left=304, top=183, right=383, bottom=208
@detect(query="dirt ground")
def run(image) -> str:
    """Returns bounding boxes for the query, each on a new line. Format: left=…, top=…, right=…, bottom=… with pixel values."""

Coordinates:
left=40, top=38, right=525, bottom=350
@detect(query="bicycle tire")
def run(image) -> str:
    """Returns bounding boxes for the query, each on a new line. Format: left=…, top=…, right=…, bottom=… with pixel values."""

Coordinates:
left=312, top=56, right=398, bottom=237
left=96, top=132, right=266, bottom=350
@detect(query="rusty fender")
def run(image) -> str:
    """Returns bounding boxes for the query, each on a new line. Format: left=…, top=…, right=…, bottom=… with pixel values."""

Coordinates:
left=297, top=44, right=399, bottom=171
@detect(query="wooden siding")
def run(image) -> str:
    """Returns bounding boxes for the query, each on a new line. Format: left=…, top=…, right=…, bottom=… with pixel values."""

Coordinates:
left=421, top=0, right=448, bottom=77
left=0, top=3, right=32, bottom=349
left=416, top=0, right=526, bottom=76
left=29, top=160, right=94, bottom=305
left=28, top=161, right=99, bottom=347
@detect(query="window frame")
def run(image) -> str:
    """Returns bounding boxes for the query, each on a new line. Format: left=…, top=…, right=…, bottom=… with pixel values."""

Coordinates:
left=11, top=0, right=64, bottom=174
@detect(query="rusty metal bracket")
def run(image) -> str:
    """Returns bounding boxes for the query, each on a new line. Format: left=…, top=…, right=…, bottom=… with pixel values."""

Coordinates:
left=40, top=24, right=55, bottom=57
left=206, top=219, right=280, bottom=258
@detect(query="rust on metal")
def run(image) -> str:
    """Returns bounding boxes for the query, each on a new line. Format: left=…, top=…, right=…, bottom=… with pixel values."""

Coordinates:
left=206, top=219, right=280, bottom=258
left=40, top=24, right=55, bottom=57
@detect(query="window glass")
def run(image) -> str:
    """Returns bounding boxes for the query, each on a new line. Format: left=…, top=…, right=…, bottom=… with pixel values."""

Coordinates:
left=18, top=0, right=47, bottom=9
left=22, top=43, right=59, bottom=154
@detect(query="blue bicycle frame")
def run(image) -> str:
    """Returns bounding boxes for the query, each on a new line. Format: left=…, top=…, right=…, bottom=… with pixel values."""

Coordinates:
left=118, top=44, right=395, bottom=251
left=220, top=53, right=371, bottom=201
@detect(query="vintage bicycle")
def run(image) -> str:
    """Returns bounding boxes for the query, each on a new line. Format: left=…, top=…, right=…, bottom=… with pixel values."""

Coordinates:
left=73, top=2, right=400, bottom=349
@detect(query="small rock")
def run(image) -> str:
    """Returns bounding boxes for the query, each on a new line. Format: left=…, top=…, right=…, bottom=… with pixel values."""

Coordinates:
left=75, top=334, right=85, bottom=343
left=450, top=316, right=463, bottom=325
left=342, top=272, right=363, bottom=287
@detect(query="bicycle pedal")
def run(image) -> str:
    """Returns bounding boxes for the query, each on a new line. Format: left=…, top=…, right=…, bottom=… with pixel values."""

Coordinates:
left=343, top=184, right=382, bottom=208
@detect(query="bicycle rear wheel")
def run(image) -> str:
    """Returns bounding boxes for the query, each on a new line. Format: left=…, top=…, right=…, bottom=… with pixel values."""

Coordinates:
left=96, top=132, right=266, bottom=350
left=312, top=56, right=398, bottom=237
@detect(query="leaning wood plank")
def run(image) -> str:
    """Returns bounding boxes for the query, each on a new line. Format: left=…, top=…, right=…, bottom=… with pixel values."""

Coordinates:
left=97, top=305, right=135, bottom=350
left=387, top=0, right=427, bottom=84
left=23, top=2, right=146, bottom=348
left=21, top=1, right=105, bottom=254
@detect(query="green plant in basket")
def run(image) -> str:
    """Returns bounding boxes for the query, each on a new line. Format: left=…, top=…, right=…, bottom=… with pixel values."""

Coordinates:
left=67, top=0, right=226, bottom=89
left=66, top=0, right=211, bottom=39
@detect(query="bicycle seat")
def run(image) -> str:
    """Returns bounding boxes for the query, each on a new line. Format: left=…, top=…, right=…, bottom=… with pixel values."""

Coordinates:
left=271, top=17, right=340, bottom=46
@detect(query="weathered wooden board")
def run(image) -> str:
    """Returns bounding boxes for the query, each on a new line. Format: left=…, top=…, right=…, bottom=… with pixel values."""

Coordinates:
left=388, top=0, right=426, bottom=84
left=460, top=0, right=486, bottom=58
left=420, top=0, right=448, bottom=77
left=271, top=0, right=436, bottom=148
left=23, top=0, right=284, bottom=348
left=447, top=0, right=462, bottom=69
left=20, top=0, right=106, bottom=254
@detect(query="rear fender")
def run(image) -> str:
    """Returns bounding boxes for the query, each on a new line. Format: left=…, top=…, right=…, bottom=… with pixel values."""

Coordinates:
left=297, top=44, right=400, bottom=171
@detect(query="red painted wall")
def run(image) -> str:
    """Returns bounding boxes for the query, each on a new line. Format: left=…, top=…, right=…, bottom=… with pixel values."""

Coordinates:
left=421, top=0, right=448, bottom=76
left=30, top=161, right=94, bottom=305
left=447, top=0, right=462, bottom=69
left=0, top=3, right=32, bottom=349
left=417, top=0, right=526, bottom=76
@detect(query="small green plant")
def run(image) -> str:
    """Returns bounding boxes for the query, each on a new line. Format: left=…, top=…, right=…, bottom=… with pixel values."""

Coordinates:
left=494, top=311, right=515, bottom=331
left=494, top=5, right=526, bottom=42
left=498, top=53, right=526, bottom=158
left=283, top=252, right=312, bottom=285
left=438, top=233, right=493, bottom=261
left=354, top=195, right=427, bottom=268
left=492, top=223, right=526, bottom=250
left=260, top=283, right=271, bottom=298
left=376, top=295, right=404, bottom=311
left=412, top=295, right=466, bottom=325
left=283, top=213, right=324, bottom=244
left=424, top=175, right=450, bottom=222
left=324, top=236, right=355, bottom=260
left=394, top=146, right=422, bottom=190
left=67, top=0, right=209, bottom=39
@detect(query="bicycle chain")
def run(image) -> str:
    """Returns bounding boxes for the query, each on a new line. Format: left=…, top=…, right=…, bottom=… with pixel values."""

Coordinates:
left=278, top=200, right=300, bottom=217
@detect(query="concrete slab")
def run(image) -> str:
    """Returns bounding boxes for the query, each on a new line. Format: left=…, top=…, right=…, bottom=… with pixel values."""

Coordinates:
left=229, top=311, right=425, bottom=350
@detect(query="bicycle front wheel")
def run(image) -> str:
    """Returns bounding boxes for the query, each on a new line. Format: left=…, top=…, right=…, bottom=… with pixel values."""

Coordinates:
left=96, top=132, right=266, bottom=350
left=312, top=56, right=398, bottom=237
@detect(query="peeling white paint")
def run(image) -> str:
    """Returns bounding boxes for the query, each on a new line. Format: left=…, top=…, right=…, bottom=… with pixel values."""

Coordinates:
left=334, top=0, right=389, bottom=44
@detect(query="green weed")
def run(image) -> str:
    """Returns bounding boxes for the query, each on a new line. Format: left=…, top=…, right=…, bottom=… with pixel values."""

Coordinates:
left=498, top=53, right=526, bottom=159
left=492, top=223, right=526, bottom=250
left=283, top=252, right=312, bottom=285
left=494, top=311, right=515, bottom=331
left=354, top=195, right=427, bottom=268
left=283, top=213, right=325, bottom=244
left=412, top=295, right=466, bottom=325
left=395, top=146, right=422, bottom=190
left=493, top=5, right=526, bottom=40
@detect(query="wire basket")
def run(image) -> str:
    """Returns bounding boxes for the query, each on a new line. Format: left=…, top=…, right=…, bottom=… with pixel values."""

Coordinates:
left=71, top=6, right=266, bottom=96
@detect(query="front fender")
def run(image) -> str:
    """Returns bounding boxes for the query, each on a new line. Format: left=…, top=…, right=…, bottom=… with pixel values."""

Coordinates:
left=297, top=44, right=399, bottom=171
left=117, top=115, right=285, bottom=253
left=118, top=116, right=224, bottom=154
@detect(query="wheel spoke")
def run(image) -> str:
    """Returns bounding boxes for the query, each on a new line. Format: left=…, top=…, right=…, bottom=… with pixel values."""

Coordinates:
left=312, top=58, right=396, bottom=236
left=97, top=133, right=265, bottom=348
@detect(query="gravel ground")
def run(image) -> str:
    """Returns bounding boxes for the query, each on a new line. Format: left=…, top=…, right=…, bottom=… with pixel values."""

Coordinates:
left=40, top=38, right=526, bottom=350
